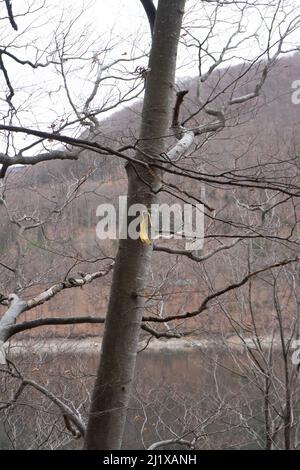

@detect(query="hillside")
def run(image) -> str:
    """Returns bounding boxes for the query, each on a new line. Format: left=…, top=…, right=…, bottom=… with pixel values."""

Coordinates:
left=1, top=52, right=300, bottom=339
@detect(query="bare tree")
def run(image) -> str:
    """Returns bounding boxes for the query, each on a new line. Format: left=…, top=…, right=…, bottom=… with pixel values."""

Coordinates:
left=0, top=0, right=299, bottom=450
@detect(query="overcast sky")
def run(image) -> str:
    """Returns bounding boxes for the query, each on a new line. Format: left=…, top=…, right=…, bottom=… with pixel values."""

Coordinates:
left=0, top=0, right=299, bottom=153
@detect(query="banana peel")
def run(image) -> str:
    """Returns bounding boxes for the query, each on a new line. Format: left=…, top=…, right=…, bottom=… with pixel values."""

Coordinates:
left=139, top=211, right=152, bottom=245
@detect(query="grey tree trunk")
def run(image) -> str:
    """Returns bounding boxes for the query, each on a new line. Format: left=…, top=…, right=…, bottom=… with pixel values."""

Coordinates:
left=84, top=0, right=186, bottom=450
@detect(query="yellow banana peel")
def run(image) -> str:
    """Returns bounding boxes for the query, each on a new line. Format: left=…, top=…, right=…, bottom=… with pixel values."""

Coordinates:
left=139, top=211, right=152, bottom=245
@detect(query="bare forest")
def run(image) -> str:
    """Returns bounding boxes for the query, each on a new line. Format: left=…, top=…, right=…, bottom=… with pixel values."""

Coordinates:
left=0, top=0, right=300, bottom=451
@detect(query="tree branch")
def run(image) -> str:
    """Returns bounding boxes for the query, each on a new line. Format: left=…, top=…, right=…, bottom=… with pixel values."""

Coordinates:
left=140, top=0, right=156, bottom=36
left=0, top=149, right=79, bottom=178
left=1, top=367, right=85, bottom=437
left=154, top=239, right=241, bottom=262
left=0, top=265, right=114, bottom=361
left=4, top=0, right=18, bottom=31
left=143, top=256, right=300, bottom=323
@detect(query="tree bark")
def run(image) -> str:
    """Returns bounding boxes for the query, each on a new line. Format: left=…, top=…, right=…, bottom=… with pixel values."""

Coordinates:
left=84, top=0, right=186, bottom=450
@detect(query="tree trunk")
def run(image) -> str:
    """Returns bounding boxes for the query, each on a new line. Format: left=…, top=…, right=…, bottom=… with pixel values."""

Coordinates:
left=84, top=0, right=186, bottom=450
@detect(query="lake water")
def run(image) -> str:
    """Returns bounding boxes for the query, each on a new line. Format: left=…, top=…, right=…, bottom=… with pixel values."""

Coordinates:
left=0, top=338, right=297, bottom=449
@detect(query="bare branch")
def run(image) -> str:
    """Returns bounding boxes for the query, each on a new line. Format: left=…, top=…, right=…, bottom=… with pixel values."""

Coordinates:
left=26, top=265, right=114, bottom=311
left=140, top=0, right=156, bottom=36
left=143, top=256, right=300, bottom=323
left=4, top=0, right=17, bottom=30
